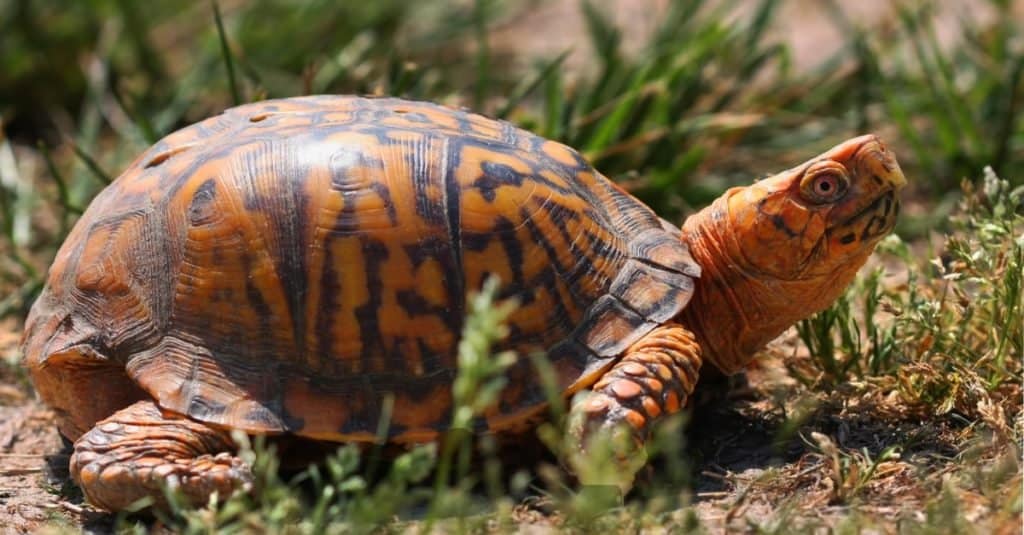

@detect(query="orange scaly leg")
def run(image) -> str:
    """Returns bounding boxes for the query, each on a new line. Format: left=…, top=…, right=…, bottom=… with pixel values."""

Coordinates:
left=70, top=400, right=252, bottom=511
left=567, top=323, right=701, bottom=490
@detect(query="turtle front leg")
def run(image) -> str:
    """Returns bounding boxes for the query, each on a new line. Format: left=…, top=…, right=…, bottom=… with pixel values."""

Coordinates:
left=568, top=323, right=701, bottom=490
left=70, top=400, right=253, bottom=512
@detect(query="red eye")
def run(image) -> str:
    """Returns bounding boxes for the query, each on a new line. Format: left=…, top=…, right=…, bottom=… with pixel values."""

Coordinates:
left=814, top=174, right=839, bottom=196
left=802, top=170, right=848, bottom=202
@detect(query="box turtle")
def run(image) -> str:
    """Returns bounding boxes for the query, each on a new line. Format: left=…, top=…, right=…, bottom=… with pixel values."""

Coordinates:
left=22, top=96, right=905, bottom=511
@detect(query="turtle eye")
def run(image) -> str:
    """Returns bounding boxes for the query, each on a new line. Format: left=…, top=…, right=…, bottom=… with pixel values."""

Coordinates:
left=801, top=169, right=848, bottom=203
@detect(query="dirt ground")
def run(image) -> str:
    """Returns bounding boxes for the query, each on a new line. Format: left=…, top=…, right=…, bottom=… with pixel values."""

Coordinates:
left=0, top=321, right=65, bottom=533
left=0, top=321, right=71, bottom=534
left=1, top=318, right=122, bottom=534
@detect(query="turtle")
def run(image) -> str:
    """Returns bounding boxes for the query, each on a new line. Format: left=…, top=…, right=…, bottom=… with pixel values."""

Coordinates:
left=21, top=95, right=905, bottom=512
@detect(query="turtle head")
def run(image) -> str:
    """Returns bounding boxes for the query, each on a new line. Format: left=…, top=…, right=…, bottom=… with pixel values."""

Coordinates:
left=723, top=134, right=905, bottom=280
left=680, top=135, right=905, bottom=373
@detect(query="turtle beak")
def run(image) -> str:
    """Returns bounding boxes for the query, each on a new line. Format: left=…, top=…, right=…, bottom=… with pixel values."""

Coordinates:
left=825, top=135, right=906, bottom=232
left=829, top=134, right=907, bottom=193
left=816, top=135, right=907, bottom=258
left=852, top=135, right=906, bottom=191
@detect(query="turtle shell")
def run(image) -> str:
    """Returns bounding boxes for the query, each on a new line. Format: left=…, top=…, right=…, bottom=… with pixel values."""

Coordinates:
left=25, top=96, right=700, bottom=441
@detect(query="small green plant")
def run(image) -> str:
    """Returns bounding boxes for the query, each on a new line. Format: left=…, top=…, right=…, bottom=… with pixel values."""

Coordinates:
left=426, top=275, right=518, bottom=524
left=794, top=259, right=905, bottom=386
left=892, top=169, right=1022, bottom=414
left=806, top=431, right=901, bottom=505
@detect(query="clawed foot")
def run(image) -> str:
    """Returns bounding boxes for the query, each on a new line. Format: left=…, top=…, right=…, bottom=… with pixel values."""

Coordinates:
left=70, top=400, right=253, bottom=511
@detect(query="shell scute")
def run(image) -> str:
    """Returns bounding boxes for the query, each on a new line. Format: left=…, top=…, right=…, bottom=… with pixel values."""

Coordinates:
left=576, top=294, right=658, bottom=357
left=628, top=227, right=702, bottom=277
left=609, top=259, right=695, bottom=323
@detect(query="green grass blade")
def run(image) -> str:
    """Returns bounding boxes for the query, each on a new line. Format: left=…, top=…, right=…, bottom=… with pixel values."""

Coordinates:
left=920, top=12, right=984, bottom=159
left=108, top=83, right=160, bottom=145
left=497, top=50, right=571, bottom=120
left=744, top=0, right=780, bottom=50
left=542, top=69, right=567, bottom=140
left=991, top=52, right=1023, bottom=175
left=69, top=141, right=113, bottom=185
left=472, top=0, right=492, bottom=110
left=36, top=142, right=81, bottom=214
left=213, top=0, right=242, bottom=105
left=582, top=67, right=653, bottom=156
left=114, top=0, right=168, bottom=86
left=898, top=8, right=963, bottom=159
left=579, top=0, right=623, bottom=110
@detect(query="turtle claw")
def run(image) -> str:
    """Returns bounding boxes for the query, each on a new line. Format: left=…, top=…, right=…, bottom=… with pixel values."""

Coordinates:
left=566, top=391, right=648, bottom=493
left=70, top=400, right=252, bottom=511
left=565, top=323, right=701, bottom=492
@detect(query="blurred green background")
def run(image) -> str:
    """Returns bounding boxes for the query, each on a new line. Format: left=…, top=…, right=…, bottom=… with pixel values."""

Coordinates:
left=0, top=0, right=1022, bottom=314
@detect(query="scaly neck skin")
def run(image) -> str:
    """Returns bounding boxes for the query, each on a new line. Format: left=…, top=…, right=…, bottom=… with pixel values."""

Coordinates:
left=677, top=194, right=869, bottom=375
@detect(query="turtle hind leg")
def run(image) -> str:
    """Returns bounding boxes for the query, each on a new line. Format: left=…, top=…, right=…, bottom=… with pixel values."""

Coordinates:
left=70, top=400, right=253, bottom=512
left=568, top=322, right=702, bottom=490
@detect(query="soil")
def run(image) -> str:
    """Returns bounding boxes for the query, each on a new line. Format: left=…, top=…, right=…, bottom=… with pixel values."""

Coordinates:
left=0, top=323, right=74, bottom=533
left=0, top=325, right=63, bottom=533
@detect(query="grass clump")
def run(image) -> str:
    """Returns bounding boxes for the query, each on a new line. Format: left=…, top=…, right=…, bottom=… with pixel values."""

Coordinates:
left=794, top=168, right=1022, bottom=486
left=507, top=0, right=791, bottom=214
